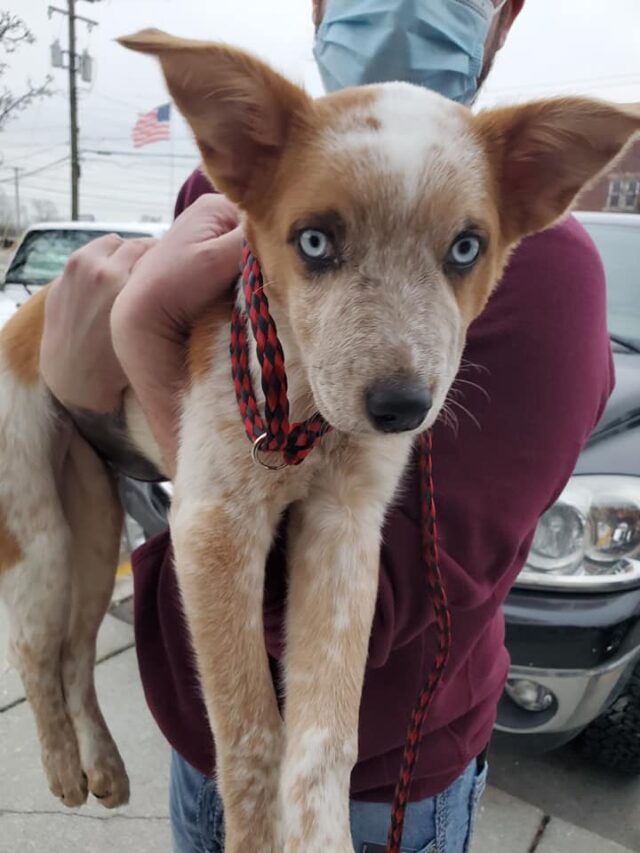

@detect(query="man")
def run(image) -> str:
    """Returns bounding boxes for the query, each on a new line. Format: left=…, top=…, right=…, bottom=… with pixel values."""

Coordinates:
left=41, top=1, right=613, bottom=851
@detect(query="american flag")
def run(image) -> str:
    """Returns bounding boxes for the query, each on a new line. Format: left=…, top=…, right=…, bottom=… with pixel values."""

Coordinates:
left=132, top=103, right=171, bottom=148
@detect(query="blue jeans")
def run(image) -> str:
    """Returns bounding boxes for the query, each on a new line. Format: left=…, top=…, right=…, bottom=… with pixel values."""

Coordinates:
left=170, top=750, right=488, bottom=853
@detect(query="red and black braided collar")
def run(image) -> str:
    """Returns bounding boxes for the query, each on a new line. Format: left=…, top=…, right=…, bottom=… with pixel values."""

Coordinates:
left=229, top=244, right=451, bottom=853
left=230, top=244, right=330, bottom=467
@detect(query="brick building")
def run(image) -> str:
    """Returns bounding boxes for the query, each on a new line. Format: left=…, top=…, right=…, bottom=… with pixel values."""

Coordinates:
left=576, top=135, right=640, bottom=213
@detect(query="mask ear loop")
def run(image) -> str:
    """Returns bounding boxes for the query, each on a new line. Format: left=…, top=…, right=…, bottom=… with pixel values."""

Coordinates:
left=472, top=0, right=508, bottom=14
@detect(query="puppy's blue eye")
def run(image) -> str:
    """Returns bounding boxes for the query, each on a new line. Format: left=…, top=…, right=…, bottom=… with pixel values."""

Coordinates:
left=298, top=229, right=332, bottom=260
left=446, top=233, right=483, bottom=271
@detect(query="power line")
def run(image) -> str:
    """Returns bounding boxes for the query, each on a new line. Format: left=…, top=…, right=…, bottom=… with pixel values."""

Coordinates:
left=81, top=157, right=198, bottom=174
left=20, top=182, right=169, bottom=210
left=23, top=171, right=175, bottom=198
left=0, top=124, right=70, bottom=135
left=20, top=177, right=167, bottom=201
left=19, top=159, right=195, bottom=193
left=83, top=134, right=195, bottom=145
left=0, top=156, right=70, bottom=183
left=0, top=144, right=70, bottom=166
left=90, top=88, right=155, bottom=111
left=82, top=147, right=198, bottom=161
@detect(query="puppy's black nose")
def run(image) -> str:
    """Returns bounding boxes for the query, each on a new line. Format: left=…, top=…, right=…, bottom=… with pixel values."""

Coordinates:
left=365, top=381, right=432, bottom=433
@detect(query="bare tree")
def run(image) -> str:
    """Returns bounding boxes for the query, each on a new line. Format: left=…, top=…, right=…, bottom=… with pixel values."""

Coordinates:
left=0, top=185, right=12, bottom=226
left=0, top=12, right=53, bottom=130
left=30, top=198, right=59, bottom=223
left=0, top=185, right=23, bottom=240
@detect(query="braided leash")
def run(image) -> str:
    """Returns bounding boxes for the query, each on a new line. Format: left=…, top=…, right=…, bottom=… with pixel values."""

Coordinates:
left=229, top=244, right=452, bottom=852
left=387, top=430, right=452, bottom=852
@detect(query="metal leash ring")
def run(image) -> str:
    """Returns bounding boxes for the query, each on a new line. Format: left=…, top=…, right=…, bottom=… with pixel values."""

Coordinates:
left=251, top=433, right=289, bottom=471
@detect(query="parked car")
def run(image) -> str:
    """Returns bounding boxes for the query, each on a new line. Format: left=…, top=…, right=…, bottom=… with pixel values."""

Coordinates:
left=0, top=289, right=16, bottom=327
left=497, top=212, right=640, bottom=773
left=1, top=221, right=167, bottom=308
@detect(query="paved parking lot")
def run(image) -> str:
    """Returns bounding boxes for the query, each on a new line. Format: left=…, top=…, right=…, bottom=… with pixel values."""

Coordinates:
left=1, top=603, right=638, bottom=852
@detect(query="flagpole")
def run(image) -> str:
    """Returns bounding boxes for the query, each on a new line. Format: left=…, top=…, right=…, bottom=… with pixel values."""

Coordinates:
left=169, top=103, right=175, bottom=220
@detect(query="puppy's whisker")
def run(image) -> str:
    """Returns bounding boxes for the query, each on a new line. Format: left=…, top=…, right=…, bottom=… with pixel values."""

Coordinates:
left=448, top=397, right=482, bottom=431
left=453, top=378, right=491, bottom=402
left=438, top=403, right=460, bottom=437
left=255, top=276, right=277, bottom=294
left=459, top=357, right=491, bottom=377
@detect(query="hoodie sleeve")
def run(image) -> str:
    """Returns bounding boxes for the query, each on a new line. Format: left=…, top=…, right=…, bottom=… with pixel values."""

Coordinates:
left=173, top=167, right=216, bottom=216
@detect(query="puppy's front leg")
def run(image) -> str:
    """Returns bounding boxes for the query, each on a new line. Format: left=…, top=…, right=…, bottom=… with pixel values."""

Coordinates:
left=172, top=495, right=285, bottom=853
left=281, top=438, right=410, bottom=852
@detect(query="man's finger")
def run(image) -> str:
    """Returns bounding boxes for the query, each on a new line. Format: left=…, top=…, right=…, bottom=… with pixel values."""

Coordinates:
left=189, top=193, right=241, bottom=234
left=110, top=238, right=158, bottom=277
left=212, top=225, right=245, bottom=284
left=64, top=233, right=124, bottom=274
left=88, top=233, right=126, bottom=256
left=181, top=224, right=245, bottom=318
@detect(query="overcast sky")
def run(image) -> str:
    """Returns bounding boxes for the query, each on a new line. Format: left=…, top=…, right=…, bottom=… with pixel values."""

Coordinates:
left=1, top=0, right=639, bottom=223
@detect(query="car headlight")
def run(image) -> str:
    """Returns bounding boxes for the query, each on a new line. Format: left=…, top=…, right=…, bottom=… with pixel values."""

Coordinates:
left=516, top=475, right=640, bottom=591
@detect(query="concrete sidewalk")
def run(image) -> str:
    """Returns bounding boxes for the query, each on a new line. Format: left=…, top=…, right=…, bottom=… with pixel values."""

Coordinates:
left=0, top=612, right=636, bottom=853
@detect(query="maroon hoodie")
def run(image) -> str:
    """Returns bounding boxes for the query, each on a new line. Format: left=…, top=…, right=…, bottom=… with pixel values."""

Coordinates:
left=131, top=169, right=613, bottom=802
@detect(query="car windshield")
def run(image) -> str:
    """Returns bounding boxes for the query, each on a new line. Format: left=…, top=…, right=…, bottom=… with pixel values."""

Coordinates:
left=4, top=228, right=152, bottom=286
left=580, top=219, right=640, bottom=351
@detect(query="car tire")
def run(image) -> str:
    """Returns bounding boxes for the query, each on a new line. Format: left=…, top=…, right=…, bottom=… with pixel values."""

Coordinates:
left=578, top=663, right=640, bottom=775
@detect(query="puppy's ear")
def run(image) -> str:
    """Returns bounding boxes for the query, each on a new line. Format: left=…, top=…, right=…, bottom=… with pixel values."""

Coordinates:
left=476, top=98, right=640, bottom=241
left=119, top=29, right=313, bottom=210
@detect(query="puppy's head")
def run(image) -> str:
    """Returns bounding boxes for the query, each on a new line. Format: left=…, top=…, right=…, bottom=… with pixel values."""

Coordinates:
left=121, top=30, right=640, bottom=435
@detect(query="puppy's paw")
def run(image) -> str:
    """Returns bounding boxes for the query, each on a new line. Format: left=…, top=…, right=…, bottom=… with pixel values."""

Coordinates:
left=44, top=743, right=89, bottom=808
left=86, top=749, right=130, bottom=809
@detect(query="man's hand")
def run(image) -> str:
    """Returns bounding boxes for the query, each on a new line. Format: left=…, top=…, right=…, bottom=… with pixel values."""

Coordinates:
left=111, top=194, right=243, bottom=477
left=40, top=193, right=243, bottom=478
left=41, top=234, right=156, bottom=413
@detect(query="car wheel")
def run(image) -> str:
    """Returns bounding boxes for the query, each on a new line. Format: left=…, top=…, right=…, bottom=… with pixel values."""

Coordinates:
left=578, top=663, right=640, bottom=774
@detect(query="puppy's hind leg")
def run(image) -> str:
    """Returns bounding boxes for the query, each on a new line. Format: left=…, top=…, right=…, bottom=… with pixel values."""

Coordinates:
left=0, top=468, right=88, bottom=807
left=0, top=294, right=87, bottom=805
left=59, top=430, right=129, bottom=808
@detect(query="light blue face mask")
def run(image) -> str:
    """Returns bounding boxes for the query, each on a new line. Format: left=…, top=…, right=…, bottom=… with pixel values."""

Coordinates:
left=313, top=0, right=506, bottom=104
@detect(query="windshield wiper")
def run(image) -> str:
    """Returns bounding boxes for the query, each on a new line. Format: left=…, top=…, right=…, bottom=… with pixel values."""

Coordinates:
left=3, top=279, right=38, bottom=295
left=610, top=333, right=640, bottom=354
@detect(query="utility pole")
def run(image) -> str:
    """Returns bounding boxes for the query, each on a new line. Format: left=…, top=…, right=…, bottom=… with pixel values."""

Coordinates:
left=12, top=167, right=21, bottom=232
left=49, top=1, right=99, bottom=220
left=68, top=0, right=79, bottom=220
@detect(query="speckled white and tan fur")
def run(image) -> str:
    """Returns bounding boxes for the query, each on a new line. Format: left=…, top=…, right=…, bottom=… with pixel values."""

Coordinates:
left=0, top=28, right=638, bottom=853
left=0, top=294, right=128, bottom=807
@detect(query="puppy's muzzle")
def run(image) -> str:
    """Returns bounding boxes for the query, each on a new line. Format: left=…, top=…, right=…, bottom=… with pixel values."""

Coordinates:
left=365, top=380, right=432, bottom=433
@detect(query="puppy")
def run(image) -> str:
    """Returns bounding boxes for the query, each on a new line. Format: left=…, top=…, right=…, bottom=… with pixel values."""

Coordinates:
left=0, top=30, right=638, bottom=853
